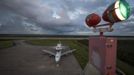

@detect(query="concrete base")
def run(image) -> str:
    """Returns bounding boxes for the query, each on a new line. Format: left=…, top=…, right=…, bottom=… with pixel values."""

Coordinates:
left=84, top=62, right=101, bottom=75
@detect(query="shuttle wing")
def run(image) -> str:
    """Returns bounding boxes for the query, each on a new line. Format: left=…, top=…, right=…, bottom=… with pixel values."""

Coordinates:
left=51, top=46, right=68, bottom=49
left=61, top=49, right=76, bottom=56
left=42, top=50, right=55, bottom=56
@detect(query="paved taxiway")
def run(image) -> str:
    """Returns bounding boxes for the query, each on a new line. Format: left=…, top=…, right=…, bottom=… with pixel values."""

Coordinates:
left=0, top=40, right=82, bottom=75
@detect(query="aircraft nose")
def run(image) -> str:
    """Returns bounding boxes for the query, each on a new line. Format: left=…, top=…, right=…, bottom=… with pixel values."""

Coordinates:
left=55, top=59, right=59, bottom=64
left=56, top=61, right=58, bottom=63
left=55, top=57, right=59, bottom=63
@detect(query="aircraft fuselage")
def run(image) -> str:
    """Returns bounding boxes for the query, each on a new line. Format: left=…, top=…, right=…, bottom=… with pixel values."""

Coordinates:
left=55, top=50, right=61, bottom=63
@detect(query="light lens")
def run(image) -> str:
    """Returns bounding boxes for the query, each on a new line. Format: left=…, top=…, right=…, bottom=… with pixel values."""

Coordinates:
left=119, top=0, right=131, bottom=19
left=115, top=1, right=125, bottom=20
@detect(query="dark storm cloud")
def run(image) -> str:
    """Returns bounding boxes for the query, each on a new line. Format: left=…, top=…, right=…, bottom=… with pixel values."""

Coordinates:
left=1, top=0, right=71, bottom=25
left=1, top=0, right=111, bottom=24
left=0, top=0, right=99, bottom=34
left=0, top=0, right=134, bottom=35
left=0, top=4, right=54, bottom=34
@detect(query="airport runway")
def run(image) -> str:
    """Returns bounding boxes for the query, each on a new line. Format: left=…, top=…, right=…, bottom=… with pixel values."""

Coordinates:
left=0, top=40, right=82, bottom=75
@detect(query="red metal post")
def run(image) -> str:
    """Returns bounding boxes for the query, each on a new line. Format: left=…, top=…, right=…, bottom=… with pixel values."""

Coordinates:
left=100, top=32, right=104, bottom=37
left=89, top=37, right=117, bottom=75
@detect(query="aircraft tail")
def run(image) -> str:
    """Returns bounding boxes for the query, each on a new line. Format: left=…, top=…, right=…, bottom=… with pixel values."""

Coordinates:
left=59, top=40, right=61, bottom=44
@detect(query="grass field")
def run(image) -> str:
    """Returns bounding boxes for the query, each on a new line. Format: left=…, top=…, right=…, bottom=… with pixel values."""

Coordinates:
left=117, top=60, right=134, bottom=75
left=0, top=40, right=13, bottom=49
left=117, top=40, right=134, bottom=67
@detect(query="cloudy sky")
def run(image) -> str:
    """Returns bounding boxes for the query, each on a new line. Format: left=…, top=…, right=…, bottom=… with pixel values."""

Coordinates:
left=0, top=0, right=134, bottom=36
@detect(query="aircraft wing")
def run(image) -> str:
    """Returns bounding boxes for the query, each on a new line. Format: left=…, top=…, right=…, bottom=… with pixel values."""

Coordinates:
left=42, top=50, right=55, bottom=56
left=61, top=49, right=76, bottom=56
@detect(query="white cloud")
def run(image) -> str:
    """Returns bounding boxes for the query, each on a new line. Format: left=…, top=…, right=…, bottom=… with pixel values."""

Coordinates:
left=52, top=12, right=61, bottom=19
left=67, top=8, right=88, bottom=20
left=1, top=0, right=106, bottom=26
left=1, top=0, right=134, bottom=35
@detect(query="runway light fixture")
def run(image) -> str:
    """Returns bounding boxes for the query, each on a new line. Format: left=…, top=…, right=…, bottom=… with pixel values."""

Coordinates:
left=85, top=0, right=131, bottom=34
left=102, top=0, right=131, bottom=23
left=119, top=0, right=131, bottom=19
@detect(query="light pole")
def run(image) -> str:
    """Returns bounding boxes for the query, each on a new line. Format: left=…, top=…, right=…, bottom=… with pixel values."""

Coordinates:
left=85, top=0, right=131, bottom=75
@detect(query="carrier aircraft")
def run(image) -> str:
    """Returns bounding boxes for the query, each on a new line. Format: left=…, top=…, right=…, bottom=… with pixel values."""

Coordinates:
left=42, top=41, right=76, bottom=66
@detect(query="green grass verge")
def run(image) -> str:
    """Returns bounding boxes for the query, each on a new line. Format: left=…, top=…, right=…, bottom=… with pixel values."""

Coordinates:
left=117, top=40, right=134, bottom=66
left=0, top=40, right=13, bottom=49
left=68, top=41, right=88, bottom=69
left=117, top=60, right=134, bottom=75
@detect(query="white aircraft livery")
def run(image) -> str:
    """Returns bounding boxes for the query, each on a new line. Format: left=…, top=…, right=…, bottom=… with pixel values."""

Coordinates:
left=42, top=41, right=76, bottom=66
